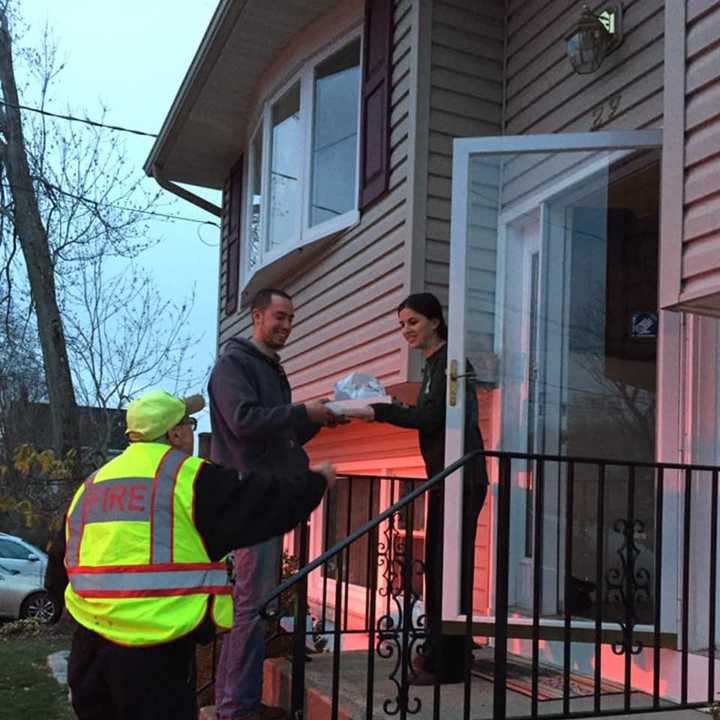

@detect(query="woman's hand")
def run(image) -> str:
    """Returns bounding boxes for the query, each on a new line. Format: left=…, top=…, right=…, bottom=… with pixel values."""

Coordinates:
left=354, top=405, right=375, bottom=421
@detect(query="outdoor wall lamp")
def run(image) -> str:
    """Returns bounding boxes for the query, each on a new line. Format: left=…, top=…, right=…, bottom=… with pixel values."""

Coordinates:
left=565, top=3, right=624, bottom=75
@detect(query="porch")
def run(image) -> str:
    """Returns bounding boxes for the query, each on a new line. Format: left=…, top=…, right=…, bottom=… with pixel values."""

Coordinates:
left=256, top=649, right=700, bottom=720
left=199, top=449, right=720, bottom=720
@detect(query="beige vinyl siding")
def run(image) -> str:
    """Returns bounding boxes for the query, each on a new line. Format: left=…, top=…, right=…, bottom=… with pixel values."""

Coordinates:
left=680, top=0, right=720, bottom=310
left=424, top=0, right=504, bottom=361
left=505, top=0, right=664, bottom=135
left=217, top=0, right=415, bottom=403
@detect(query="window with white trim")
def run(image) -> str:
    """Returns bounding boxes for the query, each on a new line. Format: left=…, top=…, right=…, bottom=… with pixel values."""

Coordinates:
left=268, top=83, right=302, bottom=252
left=310, top=38, right=361, bottom=227
left=243, top=33, right=362, bottom=284
left=247, top=130, right=263, bottom=273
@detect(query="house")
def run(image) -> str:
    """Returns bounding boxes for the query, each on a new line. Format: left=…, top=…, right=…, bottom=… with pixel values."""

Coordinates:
left=145, top=0, right=720, bottom=706
left=4, top=398, right=127, bottom=462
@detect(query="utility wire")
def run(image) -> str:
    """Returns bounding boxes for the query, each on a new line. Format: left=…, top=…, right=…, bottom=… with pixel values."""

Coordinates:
left=0, top=100, right=158, bottom=138
left=1, top=181, right=220, bottom=227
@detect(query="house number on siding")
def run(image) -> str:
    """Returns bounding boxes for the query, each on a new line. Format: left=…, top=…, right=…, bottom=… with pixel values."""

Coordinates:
left=591, top=92, right=622, bottom=130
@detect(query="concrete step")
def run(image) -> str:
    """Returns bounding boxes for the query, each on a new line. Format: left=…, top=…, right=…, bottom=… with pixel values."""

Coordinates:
left=200, top=648, right=711, bottom=720
left=198, top=656, right=351, bottom=720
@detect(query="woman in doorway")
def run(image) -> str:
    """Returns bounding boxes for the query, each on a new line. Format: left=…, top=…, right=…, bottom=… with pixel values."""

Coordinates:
left=363, top=292, right=489, bottom=685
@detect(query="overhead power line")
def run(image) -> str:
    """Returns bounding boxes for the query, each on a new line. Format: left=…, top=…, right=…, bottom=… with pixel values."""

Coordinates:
left=0, top=100, right=158, bottom=138
left=2, top=181, right=220, bottom=227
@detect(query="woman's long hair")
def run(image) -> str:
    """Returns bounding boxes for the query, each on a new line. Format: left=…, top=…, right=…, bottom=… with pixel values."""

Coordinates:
left=397, top=293, right=448, bottom=341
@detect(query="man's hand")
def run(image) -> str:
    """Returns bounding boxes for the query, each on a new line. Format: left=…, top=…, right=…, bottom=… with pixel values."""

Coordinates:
left=312, top=461, right=337, bottom=491
left=305, top=400, right=341, bottom=426
left=325, top=410, right=350, bottom=427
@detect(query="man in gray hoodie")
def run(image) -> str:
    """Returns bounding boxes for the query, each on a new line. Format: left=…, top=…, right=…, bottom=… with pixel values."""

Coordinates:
left=209, top=288, right=339, bottom=720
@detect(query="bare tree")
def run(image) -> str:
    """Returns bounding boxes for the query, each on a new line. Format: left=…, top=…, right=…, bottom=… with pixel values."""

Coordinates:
left=0, top=7, right=78, bottom=456
left=0, top=305, right=44, bottom=459
left=0, top=5, right=165, bottom=458
left=64, top=255, right=202, bottom=460
left=0, top=7, right=211, bottom=544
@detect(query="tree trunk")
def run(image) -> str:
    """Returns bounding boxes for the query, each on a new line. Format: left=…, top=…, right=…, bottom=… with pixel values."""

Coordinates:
left=0, top=11, right=80, bottom=457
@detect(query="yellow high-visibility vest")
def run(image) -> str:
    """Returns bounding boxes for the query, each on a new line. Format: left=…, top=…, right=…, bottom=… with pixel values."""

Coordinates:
left=65, top=442, right=233, bottom=646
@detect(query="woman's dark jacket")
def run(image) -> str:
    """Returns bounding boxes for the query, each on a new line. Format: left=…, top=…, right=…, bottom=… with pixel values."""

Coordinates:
left=371, top=344, right=488, bottom=498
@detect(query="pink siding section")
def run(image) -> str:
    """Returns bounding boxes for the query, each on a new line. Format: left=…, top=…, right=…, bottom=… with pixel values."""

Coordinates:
left=679, top=0, right=720, bottom=313
left=472, top=388, right=499, bottom=618
left=306, top=386, right=498, bottom=621
left=305, top=419, right=420, bottom=466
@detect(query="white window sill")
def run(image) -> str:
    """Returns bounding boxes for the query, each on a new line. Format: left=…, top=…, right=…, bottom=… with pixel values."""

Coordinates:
left=239, top=209, right=359, bottom=303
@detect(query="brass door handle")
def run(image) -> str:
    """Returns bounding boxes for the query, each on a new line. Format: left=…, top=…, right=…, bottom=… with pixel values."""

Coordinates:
left=449, top=360, right=476, bottom=407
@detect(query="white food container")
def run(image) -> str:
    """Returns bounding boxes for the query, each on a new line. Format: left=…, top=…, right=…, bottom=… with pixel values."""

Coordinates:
left=326, top=396, right=391, bottom=417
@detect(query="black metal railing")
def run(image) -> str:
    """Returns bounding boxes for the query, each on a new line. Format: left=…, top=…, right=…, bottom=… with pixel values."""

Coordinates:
left=254, top=450, right=720, bottom=720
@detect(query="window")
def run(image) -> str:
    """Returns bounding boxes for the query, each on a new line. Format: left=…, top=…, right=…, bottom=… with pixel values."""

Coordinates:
left=242, top=34, right=362, bottom=284
left=268, top=83, right=302, bottom=251
left=310, top=39, right=361, bottom=227
left=247, top=129, right=263, bottom=272
left=0, top=539, right=29, bottom=560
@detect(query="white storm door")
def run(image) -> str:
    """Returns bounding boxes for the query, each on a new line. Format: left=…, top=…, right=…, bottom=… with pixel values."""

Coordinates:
left=442, top=131, right=673, bottom=631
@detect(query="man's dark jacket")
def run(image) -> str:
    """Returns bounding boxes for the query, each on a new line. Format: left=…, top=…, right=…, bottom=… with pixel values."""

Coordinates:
left=208, top=337, right=320, bottom=473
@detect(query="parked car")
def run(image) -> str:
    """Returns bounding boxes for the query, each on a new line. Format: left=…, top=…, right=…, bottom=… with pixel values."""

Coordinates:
left=0, top=532, right=60, bottom=623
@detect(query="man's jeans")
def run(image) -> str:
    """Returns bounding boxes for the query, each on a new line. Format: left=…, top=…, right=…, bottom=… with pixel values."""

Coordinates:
left=215, top=537, right=282, bottom=719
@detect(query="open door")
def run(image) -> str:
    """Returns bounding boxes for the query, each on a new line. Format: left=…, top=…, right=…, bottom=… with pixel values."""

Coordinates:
left=442, top=131, right=675, bottom=643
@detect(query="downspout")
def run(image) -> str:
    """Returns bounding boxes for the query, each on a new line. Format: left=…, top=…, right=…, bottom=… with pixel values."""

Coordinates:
left=151, top=164, right=222, bottom=218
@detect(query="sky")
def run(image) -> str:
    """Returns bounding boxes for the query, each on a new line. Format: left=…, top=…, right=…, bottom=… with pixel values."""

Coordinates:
left=19, top=0, right=222, bottom=432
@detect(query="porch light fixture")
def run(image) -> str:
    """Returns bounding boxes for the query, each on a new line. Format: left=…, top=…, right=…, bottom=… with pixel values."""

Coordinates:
left=565, top=3, right=623, bottom=75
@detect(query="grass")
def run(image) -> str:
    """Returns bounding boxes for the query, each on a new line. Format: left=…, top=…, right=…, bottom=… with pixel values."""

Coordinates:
left=0, top=627, right=74, bottom=720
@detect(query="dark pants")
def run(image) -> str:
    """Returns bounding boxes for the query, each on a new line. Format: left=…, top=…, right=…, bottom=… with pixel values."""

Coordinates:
left=421, top=479, right=487, bottom=681
left=67, top=625, right=198, bottom=720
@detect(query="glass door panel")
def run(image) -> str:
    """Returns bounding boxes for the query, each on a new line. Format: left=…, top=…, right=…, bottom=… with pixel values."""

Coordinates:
left=443, top=132, right=664, bottom=624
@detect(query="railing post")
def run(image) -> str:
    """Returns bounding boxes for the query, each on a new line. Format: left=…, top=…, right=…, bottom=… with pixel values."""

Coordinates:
left=709, top=469, right=718, bottom=703
left=399, top=500, right=415, bottom=720
left=493, top=455, right=512, bottom=720
left=563, top=460, right=574, bottom=716
left=652, top=466, right=664, bottom=708
left=531, top=458, right=545, bottom=720
left=290, top=520, right=310, bottom=720
left=594, top=463, right=606, bottom=715
left=432, top=482, right=443, bottom=720
left=681, top=467, right=692, bottom=705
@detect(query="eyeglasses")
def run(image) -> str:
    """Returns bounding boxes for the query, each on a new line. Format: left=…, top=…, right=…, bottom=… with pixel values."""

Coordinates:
left=181, top=417, right=198, bottom=431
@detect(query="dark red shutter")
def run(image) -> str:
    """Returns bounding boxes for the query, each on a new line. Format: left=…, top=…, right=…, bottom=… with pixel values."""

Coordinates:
left=359, top=0, right=393, bottom=210
left=224, top=158, right=243, bottom=316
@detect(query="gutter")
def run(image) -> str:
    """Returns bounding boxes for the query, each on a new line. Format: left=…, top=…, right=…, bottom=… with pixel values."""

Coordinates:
left=152, top=164, right=222, bottom=218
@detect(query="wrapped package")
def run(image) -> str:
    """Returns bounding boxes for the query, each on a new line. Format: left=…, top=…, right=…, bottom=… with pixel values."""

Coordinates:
left=326, top=372, right=391, bottom=417
left=334, top=372, right=386, bottom=400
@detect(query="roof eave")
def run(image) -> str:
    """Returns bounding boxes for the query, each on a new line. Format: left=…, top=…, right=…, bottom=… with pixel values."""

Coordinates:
left=143, top=0, right=244, bottom=183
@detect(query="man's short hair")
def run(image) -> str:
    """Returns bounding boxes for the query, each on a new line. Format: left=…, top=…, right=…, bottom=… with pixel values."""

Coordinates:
left=251, top=288, right=292, bottom=313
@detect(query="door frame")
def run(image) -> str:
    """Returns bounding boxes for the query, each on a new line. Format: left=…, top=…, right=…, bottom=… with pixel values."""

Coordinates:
left=442, top=130, right=677, bottom=633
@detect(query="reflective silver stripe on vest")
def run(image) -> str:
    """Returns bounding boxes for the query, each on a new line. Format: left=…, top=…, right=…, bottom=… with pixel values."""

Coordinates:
left=70, top=566, right=229, bottom=594
left=150, top=449, right=187, bottom=564
left=66, top=449, right=191, bottom=570
left=66, top=471, right=98, bottom=566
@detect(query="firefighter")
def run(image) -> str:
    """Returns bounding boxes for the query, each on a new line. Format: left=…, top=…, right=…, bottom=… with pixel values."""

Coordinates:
left=49, top=390, right=332, bottom=720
